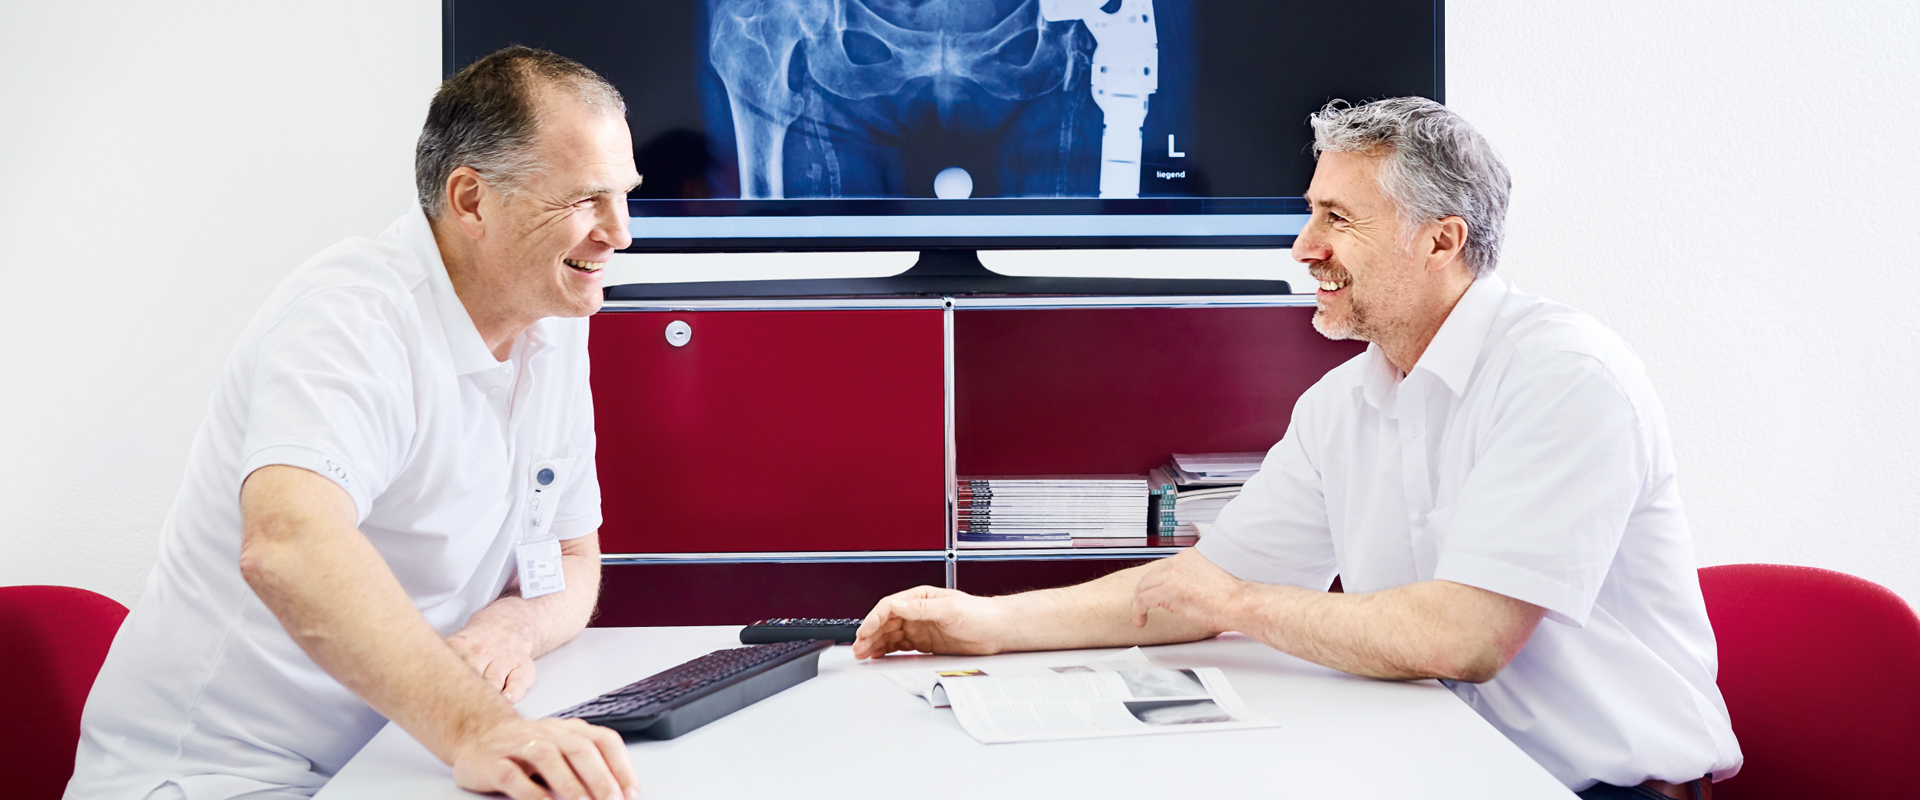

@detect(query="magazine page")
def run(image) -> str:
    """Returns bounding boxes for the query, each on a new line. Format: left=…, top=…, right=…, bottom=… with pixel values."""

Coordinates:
left=881, top=648, right=1277, bottom=744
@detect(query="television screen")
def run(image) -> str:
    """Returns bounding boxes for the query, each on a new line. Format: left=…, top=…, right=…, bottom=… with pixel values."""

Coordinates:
left=448, top=0, right=1442, bottom=252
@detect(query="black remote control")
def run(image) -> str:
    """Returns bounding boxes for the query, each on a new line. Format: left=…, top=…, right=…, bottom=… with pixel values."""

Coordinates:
left=740, top=618, right=862, bottom=645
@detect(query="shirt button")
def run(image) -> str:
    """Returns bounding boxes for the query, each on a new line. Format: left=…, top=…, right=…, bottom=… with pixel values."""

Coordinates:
left=489, top=386, right=503, bottom=397
left=1407, top=425, right=1420, bottom=438
left=1416, top=513, right=1428, bottom=526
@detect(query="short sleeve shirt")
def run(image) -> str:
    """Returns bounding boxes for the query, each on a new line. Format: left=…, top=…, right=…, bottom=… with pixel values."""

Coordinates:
left=68, top=208, right=601, bottom=799
left=1197, top=274, right=1742, bottom=790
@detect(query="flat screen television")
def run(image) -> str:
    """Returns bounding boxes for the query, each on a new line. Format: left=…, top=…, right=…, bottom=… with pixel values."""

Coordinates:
left=446, top=0, right=1443, bottom=296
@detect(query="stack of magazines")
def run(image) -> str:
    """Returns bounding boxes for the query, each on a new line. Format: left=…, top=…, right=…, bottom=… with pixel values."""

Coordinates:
left=956, top=475, right=1148, bottom=547
left=1148, top=452, right=1266, bottom=534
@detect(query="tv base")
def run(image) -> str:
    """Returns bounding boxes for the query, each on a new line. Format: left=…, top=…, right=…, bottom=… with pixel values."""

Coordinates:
left=602, top=250, right=1293, bottom=300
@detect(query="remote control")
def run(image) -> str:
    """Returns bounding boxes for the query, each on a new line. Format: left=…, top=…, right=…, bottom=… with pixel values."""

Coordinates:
left=739, top=617, right=862, bottom=645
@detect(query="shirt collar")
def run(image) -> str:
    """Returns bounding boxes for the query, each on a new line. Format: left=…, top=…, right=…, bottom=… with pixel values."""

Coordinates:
left=1412, top=271, right=1508, bottom=397
left=1357, top=271, right=1508, bottom=410
left=400, top=206, right=503, bottom=376
left=1358, top=342, right=1403, bottom=415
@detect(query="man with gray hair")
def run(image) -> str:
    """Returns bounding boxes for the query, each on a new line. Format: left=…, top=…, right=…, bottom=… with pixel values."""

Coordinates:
left=69, top=47, right=641, bottom=800
left=852, top=97, right=1742, bottom=797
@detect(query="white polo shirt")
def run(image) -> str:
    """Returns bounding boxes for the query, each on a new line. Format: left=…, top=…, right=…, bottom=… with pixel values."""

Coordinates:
left=68, top=208, right=601, bottom=800
left=1196, top=273, right=1741, bottom=790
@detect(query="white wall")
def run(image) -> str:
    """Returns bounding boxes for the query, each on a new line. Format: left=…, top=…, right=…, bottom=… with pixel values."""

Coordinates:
left=3, top=1, right=1915, bottom=606
left=1449, top=2, right=1920, bottom=598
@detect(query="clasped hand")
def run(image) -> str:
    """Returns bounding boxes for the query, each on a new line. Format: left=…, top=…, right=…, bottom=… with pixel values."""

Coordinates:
left=447, top=624, right=538, bottom=703
left=452, top=715, right=639, bottom=800
left=445, top=621, right=638, bottom=800
left=1128, top=548, right=1247, bottom=632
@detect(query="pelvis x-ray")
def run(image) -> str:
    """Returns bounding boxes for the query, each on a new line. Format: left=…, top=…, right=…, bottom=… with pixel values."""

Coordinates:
left=704, top=0, right=1181, bottom=200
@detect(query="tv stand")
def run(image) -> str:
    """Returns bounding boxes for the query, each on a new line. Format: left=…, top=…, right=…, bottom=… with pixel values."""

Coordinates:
left=602, top=249, right=1292, bottom=300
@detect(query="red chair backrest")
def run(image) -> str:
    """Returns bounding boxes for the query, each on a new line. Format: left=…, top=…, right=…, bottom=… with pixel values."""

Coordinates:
left=0, top=585, right=130, bottom=800
left=1698, top=564, right=1920, bottom=799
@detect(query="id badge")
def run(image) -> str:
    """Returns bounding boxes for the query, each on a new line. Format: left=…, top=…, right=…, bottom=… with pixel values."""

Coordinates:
left=516, top=537, right=566, bottom=599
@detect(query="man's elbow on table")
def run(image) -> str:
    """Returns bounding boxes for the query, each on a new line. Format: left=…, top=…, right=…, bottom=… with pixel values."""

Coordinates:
left=1395, top=582, right=1545, bottom=685
left=1435, top=635, right=1527, bottom=685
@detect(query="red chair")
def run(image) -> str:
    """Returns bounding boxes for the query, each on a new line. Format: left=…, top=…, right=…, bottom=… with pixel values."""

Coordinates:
left=1698, top=564, right=1920, bottom=799
left=0, top=585, right=130, bottom=800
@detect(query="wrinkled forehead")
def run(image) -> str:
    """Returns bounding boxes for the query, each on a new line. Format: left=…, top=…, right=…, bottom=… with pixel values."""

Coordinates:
left=1307, top=151, right=1395, bottom=213
left=863, top=0, right=1032, bottom=32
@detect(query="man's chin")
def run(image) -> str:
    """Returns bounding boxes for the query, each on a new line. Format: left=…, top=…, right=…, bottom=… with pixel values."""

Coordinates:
left=569, top=296, right=604, bottom=318
left=1311, top=308, right=1357, bottom=341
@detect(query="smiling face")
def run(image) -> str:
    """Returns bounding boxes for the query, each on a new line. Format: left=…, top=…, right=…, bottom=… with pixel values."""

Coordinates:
left=468, top=93, right=639, bottom=327
left=1294, top=150, right=1425, bottom=344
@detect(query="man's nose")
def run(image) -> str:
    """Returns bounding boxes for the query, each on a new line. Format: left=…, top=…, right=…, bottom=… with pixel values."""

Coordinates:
left=1293, top=220, right=1328, bottom=264
left=596, top=202, right=633, bottom=251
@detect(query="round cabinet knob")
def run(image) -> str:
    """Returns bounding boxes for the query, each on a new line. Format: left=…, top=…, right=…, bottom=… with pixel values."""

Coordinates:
left=664, top=319, right=692, bottom=347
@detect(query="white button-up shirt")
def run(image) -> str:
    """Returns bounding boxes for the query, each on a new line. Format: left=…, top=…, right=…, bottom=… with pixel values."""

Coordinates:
left=69, top=208, right=601, bottom=799
left=1197, top=274, right=1741, bottom=790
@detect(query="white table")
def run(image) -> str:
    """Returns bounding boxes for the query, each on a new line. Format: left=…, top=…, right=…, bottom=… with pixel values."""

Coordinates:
left=319, top=627, right=1574, bottom=799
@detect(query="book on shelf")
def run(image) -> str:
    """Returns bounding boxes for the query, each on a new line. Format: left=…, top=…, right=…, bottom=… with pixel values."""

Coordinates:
left=955, top=475, right=1147, bottom=545
left=952, top=530, right=1073, bottom=548
left=1147, top=452, right=1268, bottom=534
left=1166, top=452, right=1266, bottom=486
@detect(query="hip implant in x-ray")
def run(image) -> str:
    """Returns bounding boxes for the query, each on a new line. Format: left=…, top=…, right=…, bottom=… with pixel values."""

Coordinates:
left=706, top=0, right=1168, bottom=200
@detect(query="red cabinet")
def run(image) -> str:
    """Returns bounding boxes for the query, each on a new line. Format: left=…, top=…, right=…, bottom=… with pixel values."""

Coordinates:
left=587, top=296, right=1361, bottom=626
left=591, top=308, right=947, bottom=553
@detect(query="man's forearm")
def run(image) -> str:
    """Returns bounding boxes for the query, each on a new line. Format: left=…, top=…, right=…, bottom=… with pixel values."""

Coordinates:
left=462, top=533, right=604, bottom=659
left=995, top=564, right=1218, bottom=652
left=239, top=506, right=518, bottom=763
left=1226, top=579, right=1542, bottom=682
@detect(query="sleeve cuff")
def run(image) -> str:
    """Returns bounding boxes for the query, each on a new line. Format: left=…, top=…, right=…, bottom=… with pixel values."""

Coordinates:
left=242, top=444, right=373, bottom=525
left=1196, top=530, right=1334, bottom=590
left=549, top=512, right=602, bottom=541
left=1434, top=551, right=1590, bottom=628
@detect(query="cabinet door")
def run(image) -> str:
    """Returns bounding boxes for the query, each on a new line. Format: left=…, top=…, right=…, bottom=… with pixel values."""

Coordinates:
left=955, top=306, right=1364, bottom=475
left=590, top=310, right=946, bottom=553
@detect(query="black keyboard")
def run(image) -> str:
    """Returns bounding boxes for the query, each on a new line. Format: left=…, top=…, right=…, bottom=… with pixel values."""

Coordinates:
left=550, top=639, right=833, bottom=739
left=740, top=617, right=862, bottom=644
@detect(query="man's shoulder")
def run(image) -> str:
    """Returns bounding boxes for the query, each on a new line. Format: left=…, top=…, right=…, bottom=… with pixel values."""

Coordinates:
left=1476, top=282, right=1660, bottom=414
left=1486, top=283, right=1642, bottom=375
left=249, top=222, right=431, bottom=338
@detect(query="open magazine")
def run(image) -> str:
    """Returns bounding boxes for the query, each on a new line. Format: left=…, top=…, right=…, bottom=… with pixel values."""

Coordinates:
left=882, top=648, right=1277, bottom=744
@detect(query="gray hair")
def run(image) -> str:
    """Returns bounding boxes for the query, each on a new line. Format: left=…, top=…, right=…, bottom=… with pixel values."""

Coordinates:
left=415, top=46, right=627, bottom=219
left=1309, top=98, right=1510, bottom=277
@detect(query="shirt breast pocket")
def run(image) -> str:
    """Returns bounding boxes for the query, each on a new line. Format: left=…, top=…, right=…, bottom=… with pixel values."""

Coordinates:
left=526, top=455, right=578, bottom=540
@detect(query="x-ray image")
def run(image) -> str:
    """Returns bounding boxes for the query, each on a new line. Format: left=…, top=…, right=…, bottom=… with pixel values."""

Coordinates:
left=700, top=0, right=1194, bottom=200
left=1124, top=698, right=1238, bottom=725
left=1115, top=668, right=1208, bottom=699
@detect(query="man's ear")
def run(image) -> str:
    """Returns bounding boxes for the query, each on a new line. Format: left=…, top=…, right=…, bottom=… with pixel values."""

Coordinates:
left=1425, top=215, right=1470, bottom=274
left=445, top=166, right=489, bottom=242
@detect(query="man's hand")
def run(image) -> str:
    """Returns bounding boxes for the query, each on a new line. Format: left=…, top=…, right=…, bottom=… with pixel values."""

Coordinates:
left=851, top=586, right=1011, bottom=659
left=446, top=532, right=606, bottom=703
left=1129, top=549, right=1248, bottom=632
left=452, top=716, right=638, bottom=800
left=447, top=625, right=538, bottom=703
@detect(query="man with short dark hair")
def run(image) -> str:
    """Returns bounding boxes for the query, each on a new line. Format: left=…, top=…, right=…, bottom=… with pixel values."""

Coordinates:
left=853, top=98, right=1743, bottom=798
left=69, top=47, right=642, bottom=800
